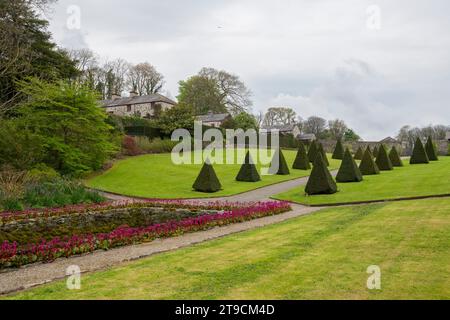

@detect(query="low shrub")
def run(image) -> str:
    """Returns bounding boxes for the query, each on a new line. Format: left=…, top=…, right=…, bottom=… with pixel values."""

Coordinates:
left=193, top=161, right=222, bottom=193
left=135, top=137, right=178, bottom=154
left=236, top=151, right=261, bottom=182
left=122, top=135, right=142, bottom=156
left=305, top=153, right=337, bottom=195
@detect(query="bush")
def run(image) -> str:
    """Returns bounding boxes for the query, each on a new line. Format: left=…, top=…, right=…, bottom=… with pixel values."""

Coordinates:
left=269, top=148, right=290, bottom=175
left=359, top=147, right=380, bottom=175
left=193, top=161, right=222, bottom=193
left=354, top=147, right=364, bottom=160
left=425, top=137, right=439, bottom=161
left=375, top=145, right=393, bottom=171
left=318, top=143, right=330, bottom=167
left=293, top=142, right=311, bottom=170
left=372, top=146, right=379, bottom=159
left=410, top=137, right=429, bottom=165
left=135, top=137, right=178, bottom=154
left=236, top=152, right=261, bottom=182
left=332, top=139, right=345, bottom=160
left=308, top=141, right=319, bottom=163
left=0, top=168, right=27, bottom=212
left=122, top=135, right=142, bottom=156
left=305, top=153, right=337, bottom=195
left=336, top=149, right=363, bottom=183
left=389, top=146, right=404, bottom=167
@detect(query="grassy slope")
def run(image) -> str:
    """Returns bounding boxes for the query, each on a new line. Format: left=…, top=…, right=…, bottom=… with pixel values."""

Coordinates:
left=87, top=150, right=340, bottom=199
left=274, top=156, right=450, bottom=205
left=8, top=198, right=450, bottom=300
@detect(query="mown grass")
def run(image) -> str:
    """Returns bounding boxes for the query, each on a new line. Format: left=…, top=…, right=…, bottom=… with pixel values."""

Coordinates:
left=6, top=198, right=450, bottom=300
left=274, top=156, right=450, bottom=205
left=86, top=149, right=340, bottom=199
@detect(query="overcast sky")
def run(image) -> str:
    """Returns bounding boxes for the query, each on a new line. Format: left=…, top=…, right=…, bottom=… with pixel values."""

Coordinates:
left=47, top=0, right=450, bottom=140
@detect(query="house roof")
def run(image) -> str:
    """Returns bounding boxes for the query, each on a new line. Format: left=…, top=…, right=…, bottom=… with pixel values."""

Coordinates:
left=100, top=94, right=177, bottom=108
left=196, top=112, right=231, bottom=123
left=297, top=133, right=316, bottom=141
left=261, top=124, right=298, bottom=133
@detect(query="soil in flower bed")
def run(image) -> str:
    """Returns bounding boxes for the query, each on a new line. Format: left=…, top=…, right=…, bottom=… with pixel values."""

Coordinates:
left=0, top=200, right=291, bottom=269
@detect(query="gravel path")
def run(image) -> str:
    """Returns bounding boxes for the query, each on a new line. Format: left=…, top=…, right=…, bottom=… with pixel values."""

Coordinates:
left=0, top=204, right=319, bottom=295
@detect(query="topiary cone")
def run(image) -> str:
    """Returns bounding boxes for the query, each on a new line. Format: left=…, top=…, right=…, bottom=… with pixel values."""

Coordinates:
left=193, top=160, right=222, bottom=193
left=359, top=147, right=380, bottom=175
left=293, top=142, right=311, bottom=170
left=336, top=148, right=363, bottom=183
left=372, top=146, right=379, bottom=159
left=307, top=141, right=319, bottom=163
left=354, top=147, right=364, bottom=160
left=269, top=148, right=290, bottom=175
left=305, top=153, right=338, bottom=195
left=425, top=137, right=439, bottom=161
left=236, top=151, right=261, bottom=182
left=318, top=143, right=330, bottom=167
left=389, top=146, right=404, bottom=167
left=375, top=144, right=393, bottom=171
left=410, top=137, right=429, bottom=164
left=332, top=139, right=345, bottom=160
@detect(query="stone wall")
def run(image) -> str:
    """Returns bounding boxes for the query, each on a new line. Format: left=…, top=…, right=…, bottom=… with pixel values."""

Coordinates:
left=105, top=102, right=173, bottom=118
left=437, top=140, right=449, bottom=156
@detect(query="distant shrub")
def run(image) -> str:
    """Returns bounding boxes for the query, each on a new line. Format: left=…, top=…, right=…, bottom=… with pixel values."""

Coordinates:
left=425, top=137, right=439, bottom=161
left=359, top=147, right=380, bottom=175
left=236, top=152, right=261, bottom=182
left=193, top=161, right=222, bottom=193
left=318, top=143, right=330, bottom=167
left=307, top=141, right=319, bottom=163
left=389, top=146, right=404, bottom=167
left=0, top=168, right=27, bottom=212
left=410, top=137, right=429, bottom=165
left=332, top=139, right=345, bottom=160
left=135, top=137, right=178, bottom=154
left=375, top=145, right=394, bottom=171
left=122, top=135, right=142, bottom=156
left=336, top=149, right=363, bottom=183
left=305, top=153, right=337, bottom=195
left=293, top=142, right=311, bottom=170
left=354, top=147, right=364, bottom=160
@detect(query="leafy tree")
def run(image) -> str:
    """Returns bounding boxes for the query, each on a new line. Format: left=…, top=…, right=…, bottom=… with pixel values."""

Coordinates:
left=328, top=119, right=348, bottom=140
left=233, top=112, right=258, bottom=131
left=193, top=160, right=222, bottom=193
left=336, top=149, right=363, bottom=183
left=375, top=145, right=393, bottom=171
left=128, top=62, right=164, bottom=95
left=15, top=78, right=117, bottom=176
left=410, top=138, right=429, bottom=165
left=344, top=128, right=361, bottom=142
left=293, top=142, right=311, bottom=170
left=157, top=104, right=195, bottom=135
left=178, top=76, right=225, bottom=115
left=303, top=116, right=327, bottom=137
left=305, top=153, right=337, bottom=195
left=425, top=137, right=439, bottom=161
left=0, top=0, right=78, bottom=115
left=389, top=146, right=404, bottom=167
left=236, top=151, right=261, bottom=182
left=262, top=107, right=297, bottom=127
left=332, top=139, right=345, bottom=160
left=359, top=147, right=380, bottom=175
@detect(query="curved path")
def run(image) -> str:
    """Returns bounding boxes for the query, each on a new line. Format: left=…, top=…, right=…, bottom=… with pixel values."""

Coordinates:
left=1, top=175, right=325, bottom=295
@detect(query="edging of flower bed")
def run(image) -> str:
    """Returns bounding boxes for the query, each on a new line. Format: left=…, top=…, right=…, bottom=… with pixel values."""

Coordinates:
left=0, top=201, right=291, bottom=269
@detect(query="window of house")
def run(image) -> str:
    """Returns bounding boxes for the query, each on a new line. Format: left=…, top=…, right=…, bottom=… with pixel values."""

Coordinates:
left=127, top=105, right=132, bottom=112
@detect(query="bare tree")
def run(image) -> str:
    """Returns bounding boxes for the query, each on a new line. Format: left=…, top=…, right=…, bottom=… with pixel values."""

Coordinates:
left=303, top=116, right=327, bottom=136
left=199, top=67, right=252, bottom=115
left=128, top=62, right=164, bottom=95
left=69, top=48, right=98, bottom=73
left=262, top=107, right=297, bottom=128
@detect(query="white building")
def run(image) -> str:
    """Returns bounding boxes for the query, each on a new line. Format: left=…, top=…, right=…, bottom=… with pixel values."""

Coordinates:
left=101, top=92, right=176, bottom=118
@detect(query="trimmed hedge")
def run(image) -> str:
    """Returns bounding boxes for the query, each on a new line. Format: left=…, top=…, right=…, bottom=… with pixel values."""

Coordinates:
left=318, top=143, right=330, bottom=167
left=336, top=149, right=363, bottom=183
left=410, top=138, right=430, bottom=165
left=372, top=146, right=379, bottom=159
left=269, top=148, right=290, bottom=175
left=389, top=146, right=404, bottom=167
left=375, top=145, right=393, bottom=171
left=236, top=151, right=261, bottom=182
left=193, top=161, right=222, bottom=193
left=359, top=147, right=380, bottom=175
left=293, top=142, right=311, bottom=170
left=332, top=139, right=345, bottom=160
left=354, top=147, right=364, bottom=160
left=305, top=153, right=337, bottom=195
left=425, top=137, right=439, bottom=161
left=307, top=141, right=319, bottom=163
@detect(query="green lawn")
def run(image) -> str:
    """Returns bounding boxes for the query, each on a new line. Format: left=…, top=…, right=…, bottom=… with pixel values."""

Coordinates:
left=7, top=198, right=450, bottom=300
left=274, top=156, right=450, bottom=206
left=86, top=149, right=340, bottom=199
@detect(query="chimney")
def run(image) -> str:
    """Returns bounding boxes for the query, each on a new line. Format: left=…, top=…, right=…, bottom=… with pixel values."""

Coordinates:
left=129, top=91, right=138, bottom=98
left=111, top=93, right=121, bottom=100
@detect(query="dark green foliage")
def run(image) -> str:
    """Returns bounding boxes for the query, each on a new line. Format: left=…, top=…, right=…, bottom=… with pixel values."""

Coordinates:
left=354, top=147, right=364, bottom=160
left=332, top=139, right=345, bottom=160
left=269, top=148, right=290, bottom=175
left=389, top=146, right=404, bottom=167
left=236, top=152, right=261, bottom=182
left=375, top=145, right=393, bottom=171
left=425, top=137, right=439, bottom=161
left=193, top=161, right=222, bottom=193
left=293, top=142, right=311, bottom=170
left=318, top=143, right=330, bottom=167
left=336, top=149, right=363, bottom=183
left=372, top=146, right=379, bottom=159
left=410, top=138, right=430, bottom=165
left=307, top=141, right=319, bottom=163
left=305, top=153, right=338, bottom=195
left=359, top=147, right=380, bottom=175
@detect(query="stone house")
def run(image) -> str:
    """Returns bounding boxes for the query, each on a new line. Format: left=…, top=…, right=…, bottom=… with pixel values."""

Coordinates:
left=196, top=111, right=232, bottom=128
left=100, top=92, right=177, bottom=118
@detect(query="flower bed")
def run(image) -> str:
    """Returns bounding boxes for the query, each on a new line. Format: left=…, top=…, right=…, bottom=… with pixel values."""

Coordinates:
left=0, top=200, right=291, bottom=269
